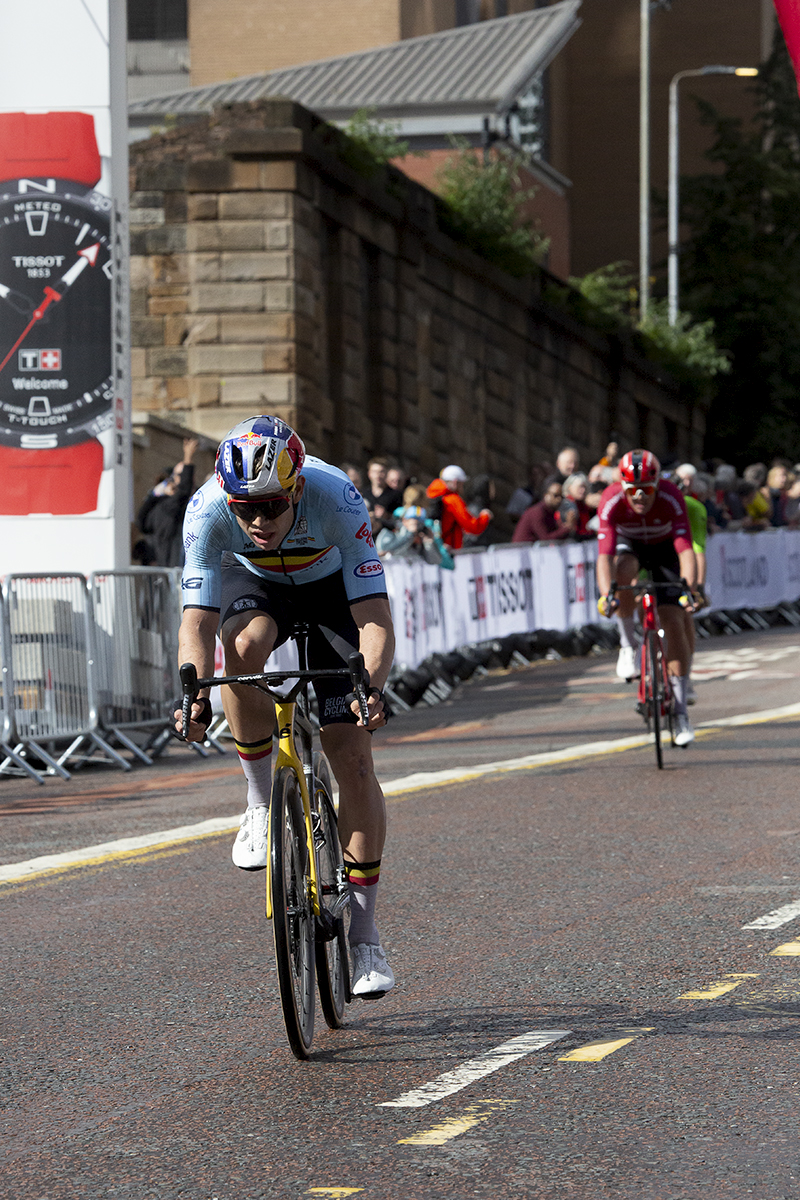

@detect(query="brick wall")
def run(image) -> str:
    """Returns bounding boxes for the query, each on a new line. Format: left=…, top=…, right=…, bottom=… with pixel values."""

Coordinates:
left=190, top=0, right=403, bottom=86
left=129, top=99, right=707, bottom=532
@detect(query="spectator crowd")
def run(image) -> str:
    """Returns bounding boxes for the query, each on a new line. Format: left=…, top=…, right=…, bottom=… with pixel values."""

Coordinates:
left=134, top=436, right=800, bottom=572
left=338, top=444, right=800, bottom=571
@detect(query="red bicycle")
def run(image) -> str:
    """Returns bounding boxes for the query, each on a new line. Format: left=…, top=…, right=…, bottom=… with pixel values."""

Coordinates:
left=606, top=579, right=689, bottom=769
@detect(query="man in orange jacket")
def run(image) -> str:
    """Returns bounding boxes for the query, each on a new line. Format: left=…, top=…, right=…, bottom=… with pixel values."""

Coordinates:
left=426, top=465, right=493, bottom=549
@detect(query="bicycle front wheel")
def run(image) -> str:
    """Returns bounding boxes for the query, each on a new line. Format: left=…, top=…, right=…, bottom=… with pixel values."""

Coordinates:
left=645, top=631, right=664, bottom=769
left=269, top=766, right=315, bottom=1059
left=312, top=753, right=350, bottom=1029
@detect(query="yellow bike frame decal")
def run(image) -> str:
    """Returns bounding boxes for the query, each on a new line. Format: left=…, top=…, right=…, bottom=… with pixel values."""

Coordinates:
left=265, top=700, right=321, bottom=921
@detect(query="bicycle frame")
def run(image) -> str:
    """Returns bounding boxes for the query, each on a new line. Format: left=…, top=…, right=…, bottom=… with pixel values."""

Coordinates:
left=636, top=590, right=671, bottom=720
left=267, top=689, right=319, bottom=921
left=180, top=635, right=370, bottom=916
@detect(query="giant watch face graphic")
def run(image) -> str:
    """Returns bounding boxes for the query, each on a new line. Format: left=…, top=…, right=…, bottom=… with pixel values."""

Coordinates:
left=0, top=183, right=112, bottom=450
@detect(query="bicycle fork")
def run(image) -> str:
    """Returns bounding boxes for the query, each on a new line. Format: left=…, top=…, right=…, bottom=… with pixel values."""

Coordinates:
left=265, top=700, right=321, bottom=923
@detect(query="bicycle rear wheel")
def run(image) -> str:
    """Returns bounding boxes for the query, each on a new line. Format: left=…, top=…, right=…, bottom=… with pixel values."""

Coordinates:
left=269, top=766, right=315, bottom=1059
left=644, top=631, right=664, bottom=769
left=312, top=753, right=350, bottom=1028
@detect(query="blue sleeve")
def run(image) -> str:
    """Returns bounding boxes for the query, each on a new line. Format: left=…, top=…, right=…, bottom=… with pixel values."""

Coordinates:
left=180, top=484, right=233, bottom=610
left=314, top=469, right=388, bottom=602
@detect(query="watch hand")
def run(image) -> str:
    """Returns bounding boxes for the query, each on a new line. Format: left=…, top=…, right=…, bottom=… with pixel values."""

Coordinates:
left=0, top=244, right=101, bottom=375
left=54, top=243, right=100, bottom=293
left=0, top=282, right=34, bottom=316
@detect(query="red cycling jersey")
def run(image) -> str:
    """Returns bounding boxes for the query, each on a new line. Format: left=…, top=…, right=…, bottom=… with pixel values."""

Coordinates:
left=597, top=479, right=692, bottom=556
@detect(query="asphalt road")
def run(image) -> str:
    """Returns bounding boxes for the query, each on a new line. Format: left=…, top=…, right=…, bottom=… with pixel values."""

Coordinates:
left=4, top=627, right=800, bottom=1198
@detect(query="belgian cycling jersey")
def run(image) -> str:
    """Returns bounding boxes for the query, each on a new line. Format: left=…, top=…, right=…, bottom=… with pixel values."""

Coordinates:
left=181, top=456, right=386, bottom=611
left=597, top=479, right=692, bottom=557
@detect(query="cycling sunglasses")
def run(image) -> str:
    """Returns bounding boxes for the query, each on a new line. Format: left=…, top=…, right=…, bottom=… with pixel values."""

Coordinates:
left=228, top=495, right=292, bottom=521
left=623, top=482, right=657, bottom=497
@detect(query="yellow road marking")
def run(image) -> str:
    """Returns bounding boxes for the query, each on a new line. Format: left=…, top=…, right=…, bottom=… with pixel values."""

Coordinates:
left=305, top=1190, right=364, bottom=1197
left=397, top=1100, right=518, bottom=1146
left=769, top=941, right=800, bottom=956
left=678, top=973, right=759, bottom=1000
left=558, top=1028, right=655, bottom=1062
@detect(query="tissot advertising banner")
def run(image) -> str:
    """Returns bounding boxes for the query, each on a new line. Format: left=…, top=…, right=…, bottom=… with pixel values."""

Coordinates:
left=384, top=531, right=800, bottom=670
left=0, top=0, right=130, bottom=571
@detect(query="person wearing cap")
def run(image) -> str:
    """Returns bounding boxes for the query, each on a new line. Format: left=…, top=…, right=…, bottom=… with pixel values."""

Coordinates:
left=376, top=506, right=453, bottom=567
left=426, top=466, right=492, bottom=550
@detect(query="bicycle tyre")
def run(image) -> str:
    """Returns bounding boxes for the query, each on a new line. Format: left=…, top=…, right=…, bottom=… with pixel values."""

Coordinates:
left=270, top=766, right=315, bottom=1059
left=312, top=753, right=350, bottom=1028
left=645, top=631, right=664, bottom=769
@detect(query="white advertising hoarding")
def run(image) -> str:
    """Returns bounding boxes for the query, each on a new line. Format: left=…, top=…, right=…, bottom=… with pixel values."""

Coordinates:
left=384, top=531, right=800, bottom=671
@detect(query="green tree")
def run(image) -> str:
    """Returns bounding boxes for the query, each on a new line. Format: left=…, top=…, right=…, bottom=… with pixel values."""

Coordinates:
left=678, top=32, right=800, bottom=462
left=437, top=141, right=549, bottom=276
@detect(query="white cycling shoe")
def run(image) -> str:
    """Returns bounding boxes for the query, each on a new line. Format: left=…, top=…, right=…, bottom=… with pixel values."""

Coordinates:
left=616, top=645, right=637, bottom=681
left=673, top=713, right=695, bottom=747
left=232, top=805, right=268, bottom=870
left=350, top=943, right=395, bottom=1000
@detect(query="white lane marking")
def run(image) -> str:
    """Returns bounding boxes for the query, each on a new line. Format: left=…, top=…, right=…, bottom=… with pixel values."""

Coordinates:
left=0, top=816, right=239, bottom=885
left=742, top=899, right=800, bottom=931
left=4, top=698, right=800, bottom=887
left=697, top=702, right=800, bottom=728
left=381, top=734, right=653, bottom=796
left=377, top=1030, right=570, bottom=1108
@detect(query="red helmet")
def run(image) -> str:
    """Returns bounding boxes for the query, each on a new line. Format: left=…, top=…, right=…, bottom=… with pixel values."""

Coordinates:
left=619, top=449, right=660, bottom=488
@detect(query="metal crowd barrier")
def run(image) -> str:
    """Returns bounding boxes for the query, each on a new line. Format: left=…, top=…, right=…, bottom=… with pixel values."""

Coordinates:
left=89, top=568, right=180, bottom=765
left=0, top=568, right=224, bottom=783
left=0, top=574, right=129, bottom=783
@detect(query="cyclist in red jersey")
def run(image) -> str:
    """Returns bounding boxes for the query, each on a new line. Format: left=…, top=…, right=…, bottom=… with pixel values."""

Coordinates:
left=596, top=449, right=700, bottom=746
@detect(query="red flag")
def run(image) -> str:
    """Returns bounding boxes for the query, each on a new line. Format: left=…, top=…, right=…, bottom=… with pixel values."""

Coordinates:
left=774, top=0, right=800, bottom=96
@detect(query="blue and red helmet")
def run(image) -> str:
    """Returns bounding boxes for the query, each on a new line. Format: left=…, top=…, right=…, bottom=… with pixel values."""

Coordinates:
left=215, top=416, right=305, bottom=500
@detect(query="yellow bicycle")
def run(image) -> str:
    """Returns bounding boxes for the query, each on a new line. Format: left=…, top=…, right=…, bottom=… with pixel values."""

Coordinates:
left=179, top=622, right=371, bottom=1059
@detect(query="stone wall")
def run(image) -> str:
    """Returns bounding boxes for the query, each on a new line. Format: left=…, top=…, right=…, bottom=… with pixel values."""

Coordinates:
left=129, top=99, right=707, bottom=527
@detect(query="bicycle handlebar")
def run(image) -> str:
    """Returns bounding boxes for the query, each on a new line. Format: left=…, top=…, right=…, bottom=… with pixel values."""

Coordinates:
left=608, top=578, right=691, bottom=596
left=177, top=654, right=373, bottom=738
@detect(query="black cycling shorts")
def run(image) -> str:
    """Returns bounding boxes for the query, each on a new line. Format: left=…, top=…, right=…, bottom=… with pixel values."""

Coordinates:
left=615, top=537, right=684, bottom=606
left=219, top=562, right=362, bottom=726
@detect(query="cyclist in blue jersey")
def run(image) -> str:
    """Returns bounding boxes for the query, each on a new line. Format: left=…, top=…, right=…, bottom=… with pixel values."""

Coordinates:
left=174, top=415, right=396, bottom=999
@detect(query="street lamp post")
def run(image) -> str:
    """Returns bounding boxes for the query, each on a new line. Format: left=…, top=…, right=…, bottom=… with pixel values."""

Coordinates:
left=668, top=65, right=759, bottom=326
left=640, top=0, right=651, bottom=321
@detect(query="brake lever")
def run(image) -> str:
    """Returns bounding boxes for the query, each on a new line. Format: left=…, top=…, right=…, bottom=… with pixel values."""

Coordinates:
left=179, top=662, right=198, bottom=739
left=348, top=651, right=372, bottom=727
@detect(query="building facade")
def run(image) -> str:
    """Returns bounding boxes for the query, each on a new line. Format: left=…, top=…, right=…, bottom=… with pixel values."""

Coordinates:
left=129, top=97, right=706, bottom=531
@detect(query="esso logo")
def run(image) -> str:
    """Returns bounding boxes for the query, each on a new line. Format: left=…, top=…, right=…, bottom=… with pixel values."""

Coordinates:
left=354, top=560, right=384, bottom=578
left=187, top=490, right=205, bottom=513
left=343, top=482, right=361, bottom=505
